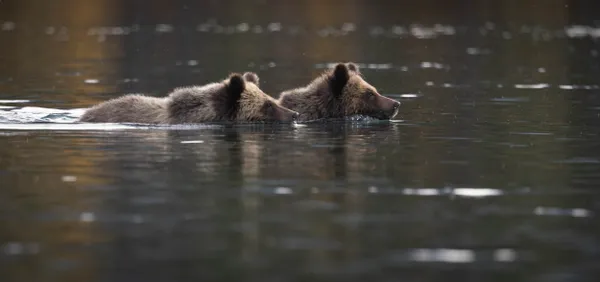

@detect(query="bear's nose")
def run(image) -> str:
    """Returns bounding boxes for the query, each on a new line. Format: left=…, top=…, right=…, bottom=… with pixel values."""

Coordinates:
left=390, top=101, right=401, bottom=119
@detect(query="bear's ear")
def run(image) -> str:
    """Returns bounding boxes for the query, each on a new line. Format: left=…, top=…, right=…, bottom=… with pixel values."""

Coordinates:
left=331, top=63, right=350, bottom=96
left=347, top=62, right=360, bottom=74
left=243, top=72, right=260, bottom=86
left=227, top=73, right=246, bottom=101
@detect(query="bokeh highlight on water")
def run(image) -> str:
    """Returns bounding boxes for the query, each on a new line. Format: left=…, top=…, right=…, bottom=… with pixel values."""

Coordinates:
left=1, top=1, right=600, bottom=281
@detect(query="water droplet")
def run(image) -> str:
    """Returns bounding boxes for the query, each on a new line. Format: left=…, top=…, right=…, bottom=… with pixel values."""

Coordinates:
left=403, top=188, right=440, bottom=196
left=113, top=27, right=127, bottom=35
left=197, top=23, right=211, bottom=32
left=132, top=214, right=144, bottom=224
left=400, top=94, right=418, bottom=98
left=156, top=24, right=173, bottom=33
left=267, top=22, right=282, bottom=32
left=0, top=100, right=29, bottom=104
left=572, top=208, right=590, bottom=217
left=4, top=242, right=23, bottom=255
left=434, top=24, right=455, bottom=35
left=369, top=26, right=385, bottom=36
left=410, top=248, right=475, bottom=263
left=565, top=25, right=589, bottom=38
left=274, top=187, right=292, bottom=194
left=252, top=25, right=263, bottom=33
left=237, top=23, right=249, bottom=32
left=80, top=212, right=95, bottom=222
left=466, top=47, right=479, bottom=55
left=61, top=175, right=77, bottom=182
left=180, top=140, right=204, bottom=144
left=2, top=21, right=15, bottom=31
left=453, top=188, right=502, bottom=198
left=341, top=23, right=356, bottom=33
left=534, top=206, right=591, bottom=217
left=392, top=25, right=406, bottom=35
left=410, top=25, right=437, bottom=39
left=45, top=26, right=55, bottom=35
left=494, top=249, right=516, bottom=262
left=514, top=83, right=549, bottom=89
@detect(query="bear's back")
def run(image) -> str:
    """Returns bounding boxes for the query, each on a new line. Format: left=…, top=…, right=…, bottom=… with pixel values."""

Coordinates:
left=167, top=83, right=223, bottom=123
left=80, top=94, right=168, bottom=124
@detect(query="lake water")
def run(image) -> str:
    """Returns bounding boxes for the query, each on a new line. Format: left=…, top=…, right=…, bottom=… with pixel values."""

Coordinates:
left=1, top=1, right=600, bottom=281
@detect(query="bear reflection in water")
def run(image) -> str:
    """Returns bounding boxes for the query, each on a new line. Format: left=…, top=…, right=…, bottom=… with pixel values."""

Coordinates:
left=95, top=121, right=399, bottom=186
left=87, top=122, right=399, bottom=269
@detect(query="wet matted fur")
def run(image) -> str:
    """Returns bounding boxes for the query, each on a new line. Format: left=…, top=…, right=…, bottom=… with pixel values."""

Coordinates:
left=80, top=72, right=298, bottom=124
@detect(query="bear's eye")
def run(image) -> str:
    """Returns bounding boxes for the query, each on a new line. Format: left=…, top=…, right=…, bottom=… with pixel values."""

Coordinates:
left=265, top=102, right=275, bottom=113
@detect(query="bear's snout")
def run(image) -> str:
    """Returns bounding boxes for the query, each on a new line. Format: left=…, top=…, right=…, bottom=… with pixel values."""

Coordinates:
left=374, top=94, right=401, bottom=119
left=274, top=105, right=300, bottom=122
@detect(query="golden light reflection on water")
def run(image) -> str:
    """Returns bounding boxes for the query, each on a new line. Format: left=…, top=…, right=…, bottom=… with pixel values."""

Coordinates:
left=0, top=137, right=112, bottom=282
left=1, top=1, right=121, bottom=281
left=1, top=0, right=123, bottom=107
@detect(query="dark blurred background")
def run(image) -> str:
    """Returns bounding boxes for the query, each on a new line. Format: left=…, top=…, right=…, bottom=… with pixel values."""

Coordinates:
left=2, top=0, right=600, bottom=107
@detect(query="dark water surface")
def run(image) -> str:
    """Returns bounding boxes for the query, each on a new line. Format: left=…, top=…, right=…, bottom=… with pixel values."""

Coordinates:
left=2, top=1, right=600, bottom=281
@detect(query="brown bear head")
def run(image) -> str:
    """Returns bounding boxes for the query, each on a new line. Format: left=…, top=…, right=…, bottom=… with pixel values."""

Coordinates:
left=278, top=62, right=401, bottom=121
left=327, top=63, right=400, bottom=120
left=225, top=72, right=299, bottom=122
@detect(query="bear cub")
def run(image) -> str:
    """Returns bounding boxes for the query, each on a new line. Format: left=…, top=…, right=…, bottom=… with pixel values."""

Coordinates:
left=79, top=72, right=299, bottom=124
left=277, top=62, right=401, bottom=121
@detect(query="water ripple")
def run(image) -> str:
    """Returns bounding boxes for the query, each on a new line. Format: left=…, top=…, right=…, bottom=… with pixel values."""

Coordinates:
left=514, top=83, right=550, bottom=89
left=491, top=97, right=530, bottom=103
left=1, top=21, right=15, bottom=31
left=4, top=22, right=600, bottom=43
left=0, top=100, right=30, bottom=104
left=0, top=123, right=144, bottom=131
left=553, top=158, right=600, bottom=164
left=272, top=237, right=342, bottom=250
left=2, top=242, right=40, bottom=256
left=402, top=187, right=503, bottom=198
left=559, top=84, right=600, bottom=90
left=387, top=248, right=526, bottom=264
left=534, top=207, right=592, bottom=218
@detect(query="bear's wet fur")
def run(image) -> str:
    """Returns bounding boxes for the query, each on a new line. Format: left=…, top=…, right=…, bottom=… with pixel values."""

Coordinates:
left=79, top=72, right=299, bottom=124
left=277, top=62, right=401, bottom=121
